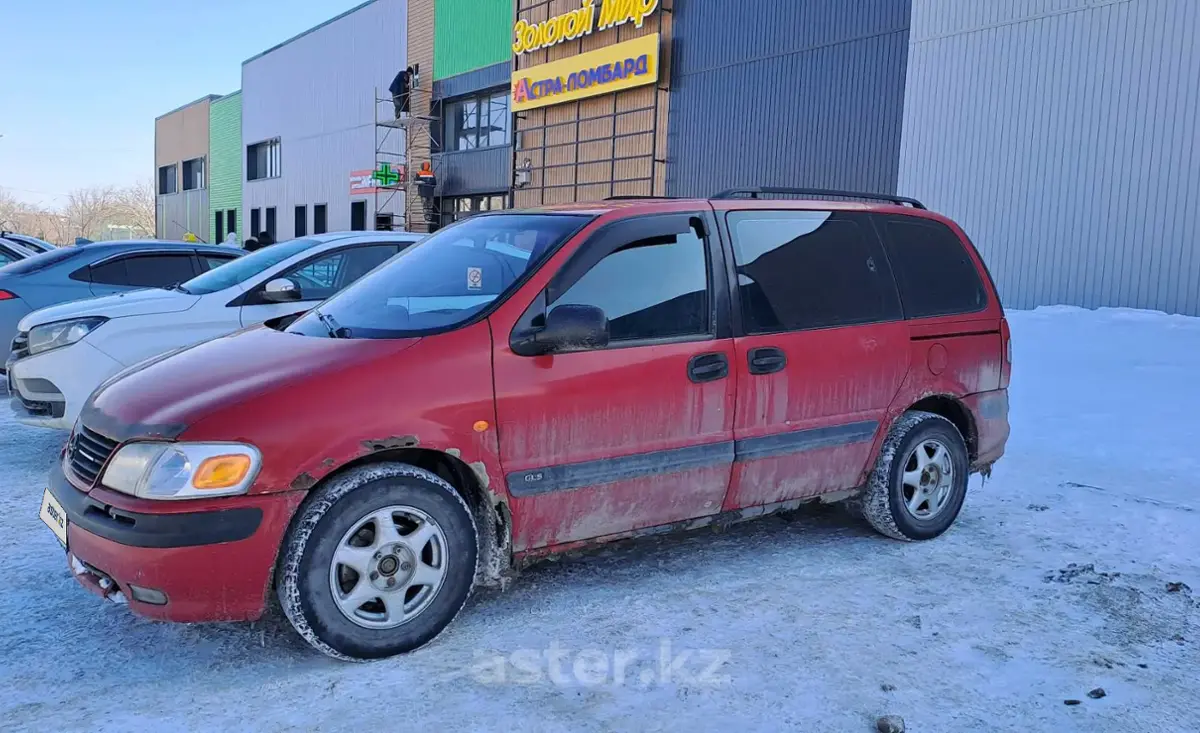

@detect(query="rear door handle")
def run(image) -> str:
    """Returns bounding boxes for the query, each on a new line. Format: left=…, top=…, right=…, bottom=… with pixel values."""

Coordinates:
left=747, top=347, right=787, bottom=375
left=688, top=352, right=729, bottom=383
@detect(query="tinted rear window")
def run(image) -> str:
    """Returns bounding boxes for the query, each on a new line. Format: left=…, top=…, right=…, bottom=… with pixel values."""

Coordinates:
left=0, top=247, right=85, bottom=275
left=728, top=210, right=901, bottom=333
left=883, top=217, right=987, bottom=318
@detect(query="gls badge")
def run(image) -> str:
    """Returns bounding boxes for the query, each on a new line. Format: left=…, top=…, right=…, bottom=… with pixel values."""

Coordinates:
left=523, top=472, right=544, bottom=483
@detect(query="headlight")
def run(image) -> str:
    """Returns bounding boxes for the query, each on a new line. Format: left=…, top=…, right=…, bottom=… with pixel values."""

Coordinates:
left=101, top=442, right=262, bottom=500
left=28, top=317, right=107, bottom=355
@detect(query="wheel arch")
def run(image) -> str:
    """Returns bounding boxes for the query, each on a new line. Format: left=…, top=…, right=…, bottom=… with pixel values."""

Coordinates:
left=301, top=447, right=513, bottom=589
left=905, top=394, right=978, bottom=462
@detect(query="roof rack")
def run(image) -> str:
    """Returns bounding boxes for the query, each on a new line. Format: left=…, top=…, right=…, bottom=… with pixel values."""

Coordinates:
left=602, top=195, right=677, bottom=201
left=711, top=187, right=926, bottom=209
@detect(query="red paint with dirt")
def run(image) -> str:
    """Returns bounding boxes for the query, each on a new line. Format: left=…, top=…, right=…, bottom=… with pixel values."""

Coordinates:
left=58, top=196, right=1010, bottom=624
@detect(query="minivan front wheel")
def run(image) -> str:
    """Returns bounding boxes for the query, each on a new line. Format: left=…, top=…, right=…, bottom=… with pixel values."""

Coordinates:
left=277, top=463, right=478, bottom=661
left=857, top=411, right=969, bottom=541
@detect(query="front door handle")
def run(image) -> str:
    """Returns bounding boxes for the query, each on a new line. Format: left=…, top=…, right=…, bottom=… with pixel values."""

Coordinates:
left=747, top=347, right=787, bottom=375
left=688, top=352, right=729, bottom=383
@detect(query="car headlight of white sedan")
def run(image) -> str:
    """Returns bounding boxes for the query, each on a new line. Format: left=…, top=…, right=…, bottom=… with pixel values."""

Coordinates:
left=101, top=442, right=262, bottom=500
left=27, top=317, right=108, bottom=355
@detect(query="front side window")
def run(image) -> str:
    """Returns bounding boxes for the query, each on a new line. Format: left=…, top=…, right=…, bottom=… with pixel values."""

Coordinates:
left=728, top=210, right=901, bottom=333
left=276, top=244, right=399, bottom=302
left=180, top=237, right=322, bottom=294
left=883, top=217, right=987, bottom=318
left=287, top=214, right=590, bottom=339
left=552, top=225, right=710, bottom=343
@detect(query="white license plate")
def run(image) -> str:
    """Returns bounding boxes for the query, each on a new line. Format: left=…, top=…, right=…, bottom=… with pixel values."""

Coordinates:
left=39, top=489, right=68, bottom=547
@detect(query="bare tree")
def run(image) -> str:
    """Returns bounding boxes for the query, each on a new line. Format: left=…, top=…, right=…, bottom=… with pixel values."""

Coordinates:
left=62, top=185, right=118, bottom=241
left=112, top=179, right=156, bottom=238
left=0, top=189, right=25, bottom=231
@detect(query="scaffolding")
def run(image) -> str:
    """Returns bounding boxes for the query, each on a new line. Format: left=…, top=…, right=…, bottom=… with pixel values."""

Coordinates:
left=374, top=83, right=440, bottom=232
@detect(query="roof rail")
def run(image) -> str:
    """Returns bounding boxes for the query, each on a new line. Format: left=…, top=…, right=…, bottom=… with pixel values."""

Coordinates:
left=711, top=187, right=926, bottom=209
left=602, top=195, right=677, bottom=201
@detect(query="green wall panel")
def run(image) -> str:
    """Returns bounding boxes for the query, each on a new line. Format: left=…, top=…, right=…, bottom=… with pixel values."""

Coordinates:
left=434, top=0, right=511, bottom=80
left=208, top=91, right=243, bottom=241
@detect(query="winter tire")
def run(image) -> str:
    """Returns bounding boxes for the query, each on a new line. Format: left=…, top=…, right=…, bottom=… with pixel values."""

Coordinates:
left=857, top=411, right=969, bottom=541
left=277, top=463, right=478, bottom=661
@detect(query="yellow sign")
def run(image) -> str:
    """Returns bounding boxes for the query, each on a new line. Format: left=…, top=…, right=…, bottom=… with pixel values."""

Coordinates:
left=511, top=33, right=660, bottom=112
left=512, top=0, right=661, bottom=56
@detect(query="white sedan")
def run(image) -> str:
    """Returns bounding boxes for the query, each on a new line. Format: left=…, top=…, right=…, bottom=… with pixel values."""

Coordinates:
left=8, top=231, right=421, bottom=430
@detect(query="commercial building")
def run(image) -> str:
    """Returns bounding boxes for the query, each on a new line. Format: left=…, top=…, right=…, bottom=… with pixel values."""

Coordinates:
left=899, top=0, right=1200, bottom=315
left=154, top=95, right=219, bottom=241
left=208, top=91, right=243, bottom=244
left=241, top=0, right=408, bottom=242
left=157, top=0, right=1200, bottom=315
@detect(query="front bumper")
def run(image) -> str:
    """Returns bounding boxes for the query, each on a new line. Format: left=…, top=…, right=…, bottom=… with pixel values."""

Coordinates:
left=48, top=461, right=304, bottom=623
left=9, top=340, right=124, bottom=430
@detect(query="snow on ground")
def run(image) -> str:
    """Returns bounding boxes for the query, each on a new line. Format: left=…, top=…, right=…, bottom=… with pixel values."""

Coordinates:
left=2, top=306, right=1199, bottom=732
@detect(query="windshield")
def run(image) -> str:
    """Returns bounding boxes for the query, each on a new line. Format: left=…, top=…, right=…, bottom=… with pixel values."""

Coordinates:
left=286, top=214, right=591, bottom=339
left=0, top=246, right=85, bottom=275
left=181, top=237, right=323, bottom=294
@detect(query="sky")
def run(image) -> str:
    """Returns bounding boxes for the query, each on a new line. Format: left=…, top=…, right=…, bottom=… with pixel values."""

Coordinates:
left=0, top=0, right=363, bottom=207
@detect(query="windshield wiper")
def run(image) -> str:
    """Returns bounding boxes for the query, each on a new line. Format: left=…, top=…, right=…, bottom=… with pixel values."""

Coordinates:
left=314, top=307, right=351, bottom=339
left=160, top=281, right=190, bottom=294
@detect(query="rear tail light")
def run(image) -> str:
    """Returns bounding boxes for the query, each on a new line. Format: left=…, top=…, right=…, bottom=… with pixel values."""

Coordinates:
left=999, top=317, right=1012, bottom=389
left=0, top=290, right=15, bottom=301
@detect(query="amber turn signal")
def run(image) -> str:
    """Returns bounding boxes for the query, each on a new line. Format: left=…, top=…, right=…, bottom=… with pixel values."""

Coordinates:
left=192, top=454, right=253, bottom=489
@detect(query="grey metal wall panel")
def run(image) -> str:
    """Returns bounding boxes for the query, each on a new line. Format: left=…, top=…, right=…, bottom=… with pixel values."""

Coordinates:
left=432, top=146, right=512, bottom=197
left=433, top=61, right=510, bottom=101
left=156, top=190, right=209, bottom=242
left=241, top=0, right=408, bottom=239
left=667, top=0, right=911, bottom=198
left=900, top=0, right=1200, bottom=315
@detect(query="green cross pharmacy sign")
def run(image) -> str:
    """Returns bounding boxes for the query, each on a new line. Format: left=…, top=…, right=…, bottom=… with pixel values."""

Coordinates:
left=372, top=163, right=401, bottom=187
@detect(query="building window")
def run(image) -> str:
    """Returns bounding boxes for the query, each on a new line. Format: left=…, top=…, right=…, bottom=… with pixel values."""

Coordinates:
left=444, top=90, right=509, bottom=152
left=265, top=207, right=277, bottom=240
left=441, top=193, right=508, bottom=228
left=250, top=208, right=261, bottom=238
left=182, top=157, right=205, bottom=190
left=227, top=209, right=237, bottom=236
left=247, top=139, right=281, bottom=181
left=295, top=205, right=307, bottom=238
left=158, top=164, right=177, bottom=195
left=314, top=204, right=328, bottom=235
left=215, top=211, right=225, bottom=243
left=350, top=201, right=366, bottom=231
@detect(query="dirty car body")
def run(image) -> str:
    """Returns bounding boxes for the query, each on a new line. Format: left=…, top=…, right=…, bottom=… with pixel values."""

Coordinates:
left=42, top=192, right=1011, bottom=657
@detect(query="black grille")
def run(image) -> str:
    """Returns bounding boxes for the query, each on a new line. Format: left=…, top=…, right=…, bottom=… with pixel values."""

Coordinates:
left=10, top=331, right=30, bottom=361
left=67, top=425, right=120, bottom=486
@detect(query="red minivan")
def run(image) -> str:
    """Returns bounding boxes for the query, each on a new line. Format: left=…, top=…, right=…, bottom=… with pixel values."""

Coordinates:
left=40, top=189, right=1010, bottom=660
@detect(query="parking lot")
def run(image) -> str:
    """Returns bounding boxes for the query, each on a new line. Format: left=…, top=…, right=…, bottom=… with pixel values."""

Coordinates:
left=2, top=306, right=1198, bottom=732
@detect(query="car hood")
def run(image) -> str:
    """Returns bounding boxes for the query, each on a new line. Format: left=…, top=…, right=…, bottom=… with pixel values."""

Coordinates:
left=18, top=288, right=198, bottom=330
left=81, top=326, right=419, bottom=442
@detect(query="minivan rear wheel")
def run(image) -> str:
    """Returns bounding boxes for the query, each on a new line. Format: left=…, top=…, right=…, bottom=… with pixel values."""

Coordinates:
left=277, top=463, right=478, bottom=661
left=856, top=411, right=969, bottom=541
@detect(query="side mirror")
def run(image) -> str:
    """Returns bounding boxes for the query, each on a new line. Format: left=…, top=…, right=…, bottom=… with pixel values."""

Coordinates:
left=513, top=304, right=610, bottom=356
left=262, top=278, right=301, bottom=303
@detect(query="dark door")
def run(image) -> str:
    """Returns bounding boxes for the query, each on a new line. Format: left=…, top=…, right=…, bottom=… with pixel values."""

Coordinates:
left=227, top=209, right=238, bottom=237
left=250, top=209, right=261, bottom=238
left=265, top=207, right=277, bottom=240
left=350, top=201, right=367, bottom=231
left=314, top=205, right=328, bottom=234
left=215, top=211, right=225, bottom=243
left=295, top=205, right=307, bottom=237
left=721, top=209, right=910, bottom=510
left=492, top=212, right=735, bottom=551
